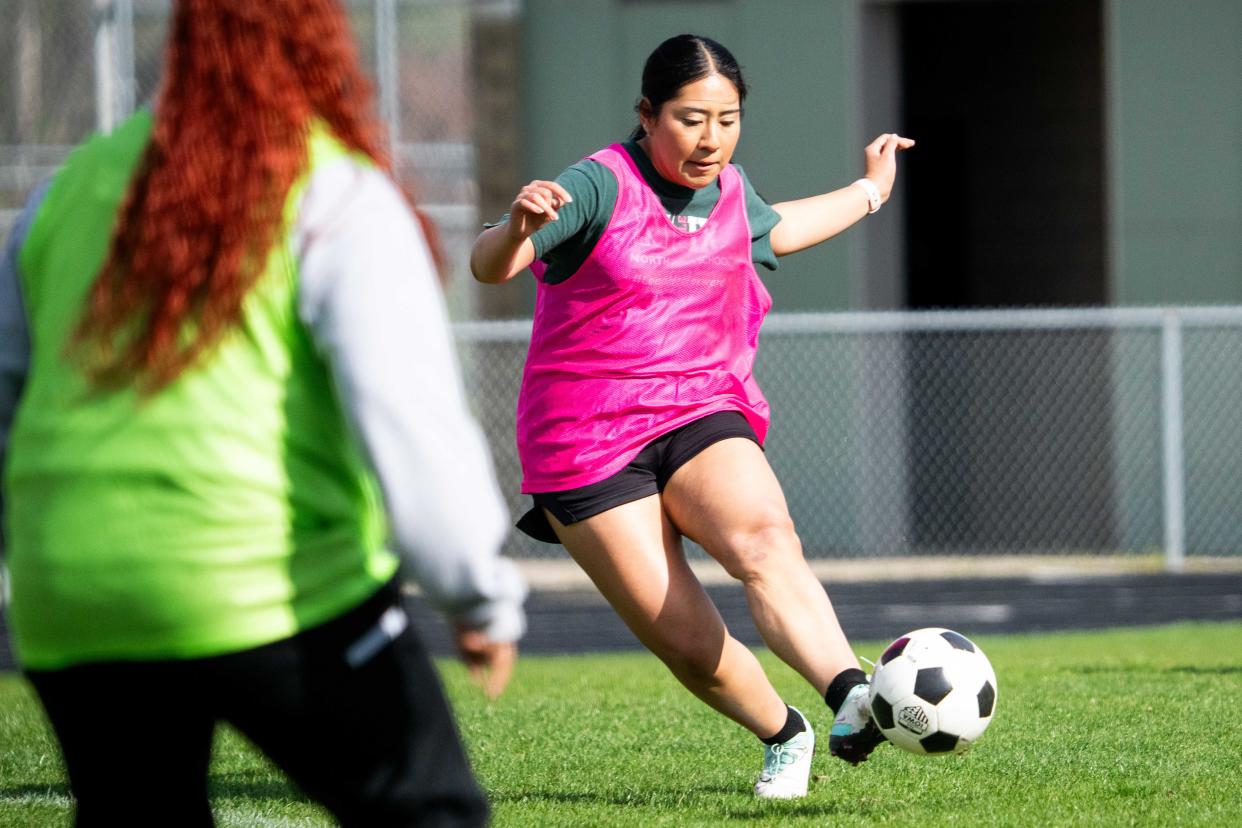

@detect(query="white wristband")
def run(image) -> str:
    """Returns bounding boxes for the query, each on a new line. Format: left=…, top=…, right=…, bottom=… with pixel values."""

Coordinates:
left=854, top=178, right=882, bottom=214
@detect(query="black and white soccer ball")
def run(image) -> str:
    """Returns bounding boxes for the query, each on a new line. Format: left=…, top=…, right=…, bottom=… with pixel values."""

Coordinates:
left=868, top=627, right=998, bottom=756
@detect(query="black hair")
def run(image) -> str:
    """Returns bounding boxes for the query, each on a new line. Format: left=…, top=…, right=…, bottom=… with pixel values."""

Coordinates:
left=629, top=34, right=747, bottom=141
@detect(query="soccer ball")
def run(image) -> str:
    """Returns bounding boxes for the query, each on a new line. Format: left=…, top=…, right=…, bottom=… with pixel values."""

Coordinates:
left=868, top=627, right=997, bottom=756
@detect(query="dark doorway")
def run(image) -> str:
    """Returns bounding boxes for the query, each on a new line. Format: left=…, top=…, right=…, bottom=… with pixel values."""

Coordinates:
left=897, top=0, right=1118, bottom=554
left=901, top=0, right=1106, bottom=308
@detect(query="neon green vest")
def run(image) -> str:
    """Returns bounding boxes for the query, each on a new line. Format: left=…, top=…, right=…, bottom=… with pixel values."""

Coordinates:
left=6, top=111, right=398, bottom=669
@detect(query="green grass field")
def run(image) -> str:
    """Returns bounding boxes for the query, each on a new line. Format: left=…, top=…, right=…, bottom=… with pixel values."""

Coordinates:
left=2, top=622, right=1240, bottom=826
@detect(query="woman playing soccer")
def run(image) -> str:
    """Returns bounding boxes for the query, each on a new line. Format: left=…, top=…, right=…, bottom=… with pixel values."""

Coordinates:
left=472, top=33, right=913, bottom=798
left=1, top=1, right=524, bottom=824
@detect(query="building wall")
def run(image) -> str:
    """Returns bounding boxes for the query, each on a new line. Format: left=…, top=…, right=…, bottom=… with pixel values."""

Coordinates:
left=520, top=0, right=859, bottom=315
left=515, top=1, right=1242, bottom=559
left=1108, top=0, right=1242, bottom=304
left=522, top=0, right=1242, bottom=310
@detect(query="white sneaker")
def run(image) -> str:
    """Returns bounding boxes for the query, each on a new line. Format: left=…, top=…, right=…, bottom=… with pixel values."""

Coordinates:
left=753, top=707, right=815, bottom=799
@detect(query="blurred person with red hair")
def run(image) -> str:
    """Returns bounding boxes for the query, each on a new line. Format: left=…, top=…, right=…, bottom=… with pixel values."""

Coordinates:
left=0, top=1, right=524, bottom=825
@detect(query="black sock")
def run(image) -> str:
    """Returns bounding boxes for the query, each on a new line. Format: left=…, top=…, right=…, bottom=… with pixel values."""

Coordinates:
left=824, top=668, right=868, bottom=715
left=760, top=705, right=806, bottom=746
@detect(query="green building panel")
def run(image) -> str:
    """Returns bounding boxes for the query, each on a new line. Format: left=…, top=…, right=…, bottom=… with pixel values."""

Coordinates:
left=521, top=0, right=858, bottom=313
left=516, top=0, right=1242, bottom=560
left=1109, top=0, right=1242, bottom=304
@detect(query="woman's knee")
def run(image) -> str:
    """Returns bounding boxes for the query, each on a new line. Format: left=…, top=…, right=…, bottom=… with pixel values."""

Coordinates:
left=717, top=515, right=803, bottom=582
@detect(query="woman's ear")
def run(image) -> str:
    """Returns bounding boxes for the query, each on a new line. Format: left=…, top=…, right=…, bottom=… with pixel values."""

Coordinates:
left=637, top=97, right=656, bottom=135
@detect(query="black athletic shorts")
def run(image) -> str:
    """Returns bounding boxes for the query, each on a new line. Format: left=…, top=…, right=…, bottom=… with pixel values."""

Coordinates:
left=516, top=410, right=760, bottom=544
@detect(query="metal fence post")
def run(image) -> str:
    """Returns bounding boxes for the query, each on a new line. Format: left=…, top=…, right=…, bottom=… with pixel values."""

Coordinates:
left=376, top=0, right=400, bottom=161
left=93, top=0, right=136, bottom=133
left=1161, top=309, right=1186, bottom=572
left=93, top=0, right=117, bottom=133
left=116, top=0, right=136, bottom=118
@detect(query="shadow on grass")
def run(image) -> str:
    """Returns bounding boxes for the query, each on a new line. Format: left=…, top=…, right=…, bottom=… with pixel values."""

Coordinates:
left=207, top=772, right=314, bottom=804
left=1168, top=665, right=1242, bottom=675
left=719, top=803, right=875, bottom=821
left=493, top=787, right=879, bottom=819
left=493, top=786, right=736, bottom=805
left=0, top=783, right=71, bottom=800
left=1076, top=664, right=1242, bottom=675
left=2, top=775, right=315, bottom=806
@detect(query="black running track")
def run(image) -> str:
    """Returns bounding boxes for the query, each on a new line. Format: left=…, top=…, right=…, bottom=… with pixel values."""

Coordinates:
left=2, top=573, right=1240, bottom=669
left=402, top=572, right=1242, bottom=657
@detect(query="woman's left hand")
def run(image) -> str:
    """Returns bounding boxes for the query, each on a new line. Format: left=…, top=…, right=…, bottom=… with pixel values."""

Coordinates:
left=862, top=133, right=916, bottom=203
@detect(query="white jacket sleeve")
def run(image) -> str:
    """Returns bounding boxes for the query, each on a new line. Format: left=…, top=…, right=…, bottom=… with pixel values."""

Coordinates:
left=293, top=158, right=526, bottom=642
left=0, top=181, right=49, bottom=571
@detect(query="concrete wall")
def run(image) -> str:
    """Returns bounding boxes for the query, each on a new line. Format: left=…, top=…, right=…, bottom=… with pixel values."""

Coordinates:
left=520, top=0, right=860, bottom=315
left=1104, top=0, right=1242, bottom=555
left=1108, top=0, right=1242, bottom=304
left=521, top=0, right=1242, bottom=310
left=514, top=1, right=1242, bottom=559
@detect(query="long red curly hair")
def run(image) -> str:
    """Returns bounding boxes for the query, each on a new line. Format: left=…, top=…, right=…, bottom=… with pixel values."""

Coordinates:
left=74, top=0, right=438, bottom=392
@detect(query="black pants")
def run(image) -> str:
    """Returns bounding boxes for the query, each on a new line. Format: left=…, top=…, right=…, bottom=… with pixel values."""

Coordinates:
left=25, top=579, right=488, bottom=828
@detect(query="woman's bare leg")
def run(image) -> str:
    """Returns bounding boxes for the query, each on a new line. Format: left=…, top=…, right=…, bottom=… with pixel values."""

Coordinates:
left=549, top=494, right=788, bottom=738
left=661, top=438, right=861, bottom=694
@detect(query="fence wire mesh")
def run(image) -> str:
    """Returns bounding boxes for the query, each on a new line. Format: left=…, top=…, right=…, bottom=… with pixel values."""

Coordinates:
left=5, top=3, right=1239, bottom=567
left=459, top=310, right=1241, bottom=562
left=0, top=0, right=479, bottom=298
left=1183, top=326, right=1242, bottom=556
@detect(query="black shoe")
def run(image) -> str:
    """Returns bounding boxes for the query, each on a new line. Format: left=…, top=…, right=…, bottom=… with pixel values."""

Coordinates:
left=828, top=684, right=887, bottom=765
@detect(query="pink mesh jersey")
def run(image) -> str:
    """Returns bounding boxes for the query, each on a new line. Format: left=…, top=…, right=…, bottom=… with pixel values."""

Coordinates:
left=516, top=144, right=773, bottom=492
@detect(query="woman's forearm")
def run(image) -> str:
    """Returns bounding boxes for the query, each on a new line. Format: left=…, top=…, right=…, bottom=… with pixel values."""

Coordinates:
left=470, top=224, right=536, bottom=284
left=770, top=133, right=915, bottom=258
left=769, top=183, right=871, bottom=257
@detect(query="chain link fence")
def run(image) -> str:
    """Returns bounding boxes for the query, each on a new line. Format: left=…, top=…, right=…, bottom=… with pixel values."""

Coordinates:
left=6, top=3, right=1240, bottom=570
left=458, top=308, right=1242, bottom=565
left=0, top=0, right=482, bottom=307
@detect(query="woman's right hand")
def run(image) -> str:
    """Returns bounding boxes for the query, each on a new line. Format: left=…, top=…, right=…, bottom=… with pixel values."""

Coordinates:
left=507, top=180, right=574, bottom=241
left=471, top=179, right=573, bottom=283
left=454, top=625, right=518, bottom=699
